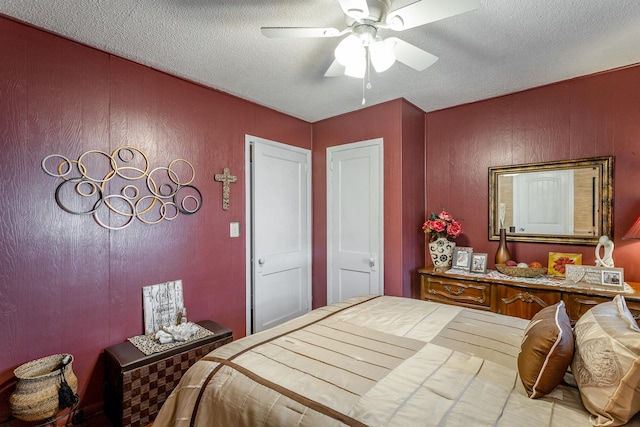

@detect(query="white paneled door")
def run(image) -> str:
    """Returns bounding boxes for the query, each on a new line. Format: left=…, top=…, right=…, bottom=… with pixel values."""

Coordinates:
left=327, top=138, right=383, bottom=305
left=513, top=170, right=574, bottom=235
left=246, top=136, right=311, bottom=334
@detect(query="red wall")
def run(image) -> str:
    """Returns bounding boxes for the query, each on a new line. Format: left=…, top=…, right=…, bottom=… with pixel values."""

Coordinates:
left=0, top=16, right=311, bottom=416
left=425, top=65, right=640, bottom=282
left=312, top=99, right=426, bottom=305
left=312, top=101, right=400, bottom=307
left=4, top=10, right=640, bottom=421
left=401, top=101, right=427, bottom=298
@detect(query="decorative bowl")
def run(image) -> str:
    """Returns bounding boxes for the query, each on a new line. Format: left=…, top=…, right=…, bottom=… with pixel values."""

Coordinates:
left=495, top=264, right=547, bottom=278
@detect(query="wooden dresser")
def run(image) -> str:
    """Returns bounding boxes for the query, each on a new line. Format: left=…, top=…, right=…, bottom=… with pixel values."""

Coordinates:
left=104, top=320, right=232, bottom=427
left=419, top=266, right=640, bottom=322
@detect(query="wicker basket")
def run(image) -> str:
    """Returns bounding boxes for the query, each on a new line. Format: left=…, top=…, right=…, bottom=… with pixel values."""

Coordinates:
left=495, top=264, right=547, bottom=278
left=9, top=354, right=78, bottom=422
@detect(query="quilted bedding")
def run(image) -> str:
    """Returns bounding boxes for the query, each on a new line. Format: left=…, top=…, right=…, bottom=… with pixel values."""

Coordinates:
left=153, top=295, right=609, bottom=426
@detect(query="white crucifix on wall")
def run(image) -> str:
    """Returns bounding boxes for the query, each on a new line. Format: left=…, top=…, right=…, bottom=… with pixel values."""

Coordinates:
left=214, top=167, right=237, bottom=211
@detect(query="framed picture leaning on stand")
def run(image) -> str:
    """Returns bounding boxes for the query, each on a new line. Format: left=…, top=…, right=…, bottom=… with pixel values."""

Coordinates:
left=452, top=247, right=473, bottom=271
left=471, top=253, right=488, bottom=274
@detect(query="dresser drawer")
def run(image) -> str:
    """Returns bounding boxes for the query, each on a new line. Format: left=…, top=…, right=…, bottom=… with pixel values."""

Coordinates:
left=496, top=285, right=561, bottom=320
left=422, top=276, right=491, bottom=309
left=419, top=267, right=640, bottom=322
left=564, top=294, right=610, bottom=322
left=564, top=294, right=640, bottom=323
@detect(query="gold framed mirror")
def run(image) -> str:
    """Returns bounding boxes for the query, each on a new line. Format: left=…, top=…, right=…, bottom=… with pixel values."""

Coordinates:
left=489, top=156, right=614, bottom=245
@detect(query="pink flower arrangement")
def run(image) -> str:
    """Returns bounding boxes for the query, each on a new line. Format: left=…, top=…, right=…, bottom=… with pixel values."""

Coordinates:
left=422, top=210, right=463, bottom=242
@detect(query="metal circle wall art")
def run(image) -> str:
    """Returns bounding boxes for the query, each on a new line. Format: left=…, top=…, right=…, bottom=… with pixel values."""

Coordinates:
left=42, top=147, right=202, bottom=230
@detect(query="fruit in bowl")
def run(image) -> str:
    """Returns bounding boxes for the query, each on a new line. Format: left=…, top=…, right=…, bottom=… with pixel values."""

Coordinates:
left=504, top=260, right=544, bottom=269
left=495, top=262, right=547, bottom=278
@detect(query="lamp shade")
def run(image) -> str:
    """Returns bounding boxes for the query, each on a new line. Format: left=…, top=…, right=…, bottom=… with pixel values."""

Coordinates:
left=370, top=38, right=396, bottom=72
left=344, top=58, right=366, bottom=78
left=623, top=215, right=640, bottom=240
left=335, top=35, right=366, bottom=78
left=335, top=35, right=363, bottom=67
left=335, top=34, right=397, bottom=78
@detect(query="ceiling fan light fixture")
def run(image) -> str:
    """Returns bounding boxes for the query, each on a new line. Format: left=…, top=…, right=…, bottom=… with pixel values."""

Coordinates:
left=344, top=54, right=366, bottom=78
left=335, top=34, right=363, bottom=66
left=370, top=38, right=396, bottom=72
left=261, top=0, right=477, bottom=82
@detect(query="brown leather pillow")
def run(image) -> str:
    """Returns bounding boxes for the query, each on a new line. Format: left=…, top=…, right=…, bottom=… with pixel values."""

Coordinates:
left=518, top=300, right=574, bottom=398
left=571, top=295, right=640, bottom=426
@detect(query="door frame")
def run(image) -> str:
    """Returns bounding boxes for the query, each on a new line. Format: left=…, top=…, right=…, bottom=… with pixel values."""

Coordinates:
left=245, top=135, right=312, bottom=335
left=326, top=138, right=384, bottom=304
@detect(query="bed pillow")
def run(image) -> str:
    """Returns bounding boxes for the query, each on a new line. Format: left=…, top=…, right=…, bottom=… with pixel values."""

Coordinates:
left=571, top=295, right=640, bottom=427
left=518, top=300, right=574, bottom=398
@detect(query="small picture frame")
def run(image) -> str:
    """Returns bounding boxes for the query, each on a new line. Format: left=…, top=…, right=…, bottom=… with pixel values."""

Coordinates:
left=602, top=270, right=623, bottom=286
left=470, top=253, right=488, bottom=274
left=547, top=252, right=583, bottom=277
left=142, top=280, right=185, bottom=334
left=452, top=247, right=473, bottom=270
left=565, top=265, right=625, bottom=291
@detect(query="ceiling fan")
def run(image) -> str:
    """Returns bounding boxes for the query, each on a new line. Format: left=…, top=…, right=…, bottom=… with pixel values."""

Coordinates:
left=261, top=0, right=480, bottom=81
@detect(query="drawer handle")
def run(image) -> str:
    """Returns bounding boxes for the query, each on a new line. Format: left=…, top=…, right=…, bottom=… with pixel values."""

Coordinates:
left=444, top=285, right=465, bottom=295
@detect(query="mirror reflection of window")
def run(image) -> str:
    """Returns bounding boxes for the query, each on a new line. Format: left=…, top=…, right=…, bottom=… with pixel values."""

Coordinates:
left=573, top=167, right=600, bottom=236
left=512, top=170, right=574, bottom=235
left=502, top=169, right=599, bottom=236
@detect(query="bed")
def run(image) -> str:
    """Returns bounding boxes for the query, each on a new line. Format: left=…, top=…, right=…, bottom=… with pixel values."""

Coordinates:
left=153, top=295, right=640, bottom=427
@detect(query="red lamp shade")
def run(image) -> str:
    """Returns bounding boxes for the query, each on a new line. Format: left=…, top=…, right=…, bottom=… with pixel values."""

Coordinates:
left=623, top=216, right=640, bottom=240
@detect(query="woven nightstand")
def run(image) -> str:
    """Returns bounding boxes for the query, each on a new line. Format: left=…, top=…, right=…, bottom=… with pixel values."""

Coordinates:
left=103, top=320, right=232, bottom=427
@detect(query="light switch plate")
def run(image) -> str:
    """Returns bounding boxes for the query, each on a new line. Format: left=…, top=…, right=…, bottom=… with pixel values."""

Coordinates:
left=230, top=221, right=240, bottom=237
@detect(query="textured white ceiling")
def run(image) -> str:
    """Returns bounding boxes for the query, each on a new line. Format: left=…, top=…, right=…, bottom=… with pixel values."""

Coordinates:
left=2, top=0, right=640, bottom=122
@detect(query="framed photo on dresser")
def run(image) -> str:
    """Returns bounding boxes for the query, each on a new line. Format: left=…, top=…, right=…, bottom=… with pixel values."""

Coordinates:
left=470, top=253, right=488, bottom=274
left=452, top=247, right=473, bottom=271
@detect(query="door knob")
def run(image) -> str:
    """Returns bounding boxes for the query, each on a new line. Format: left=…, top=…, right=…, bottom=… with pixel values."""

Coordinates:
left=258, top=258, right=266, bottom=266
left=368, top=257, right=375, bottom=267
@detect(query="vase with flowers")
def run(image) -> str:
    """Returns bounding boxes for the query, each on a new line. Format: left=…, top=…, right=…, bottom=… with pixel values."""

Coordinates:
left=423, top=210, right=463, bottom=268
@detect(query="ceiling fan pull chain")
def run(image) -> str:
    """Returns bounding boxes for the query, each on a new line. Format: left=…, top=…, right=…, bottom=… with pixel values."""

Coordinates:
left=362, top=45, right=372, bottom=105
left=366, top=45, right=372, bottom=90
left=362, top=75, right=366, bottom=105
left=361, top=46, right=366, bottom=105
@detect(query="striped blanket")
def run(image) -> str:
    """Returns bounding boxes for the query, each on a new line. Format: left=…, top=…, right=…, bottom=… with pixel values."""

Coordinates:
left=153, top=295, right=605, bottom=426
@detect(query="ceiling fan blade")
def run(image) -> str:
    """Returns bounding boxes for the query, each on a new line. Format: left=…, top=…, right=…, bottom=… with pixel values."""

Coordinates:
left=387, top=37, right=438, bottom=71
left=386, top=0, right=479, bottom=31
left=261, top=27, right=341, bottom=38
left=324, top=59, right=345, bottom=77
left=338, top=0, right=370, bottom=20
